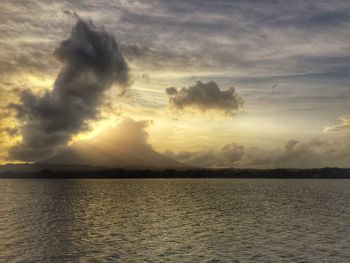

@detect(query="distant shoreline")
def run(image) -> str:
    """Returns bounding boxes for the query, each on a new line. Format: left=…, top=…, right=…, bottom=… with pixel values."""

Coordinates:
left=1, top=167, right=350, bottom=179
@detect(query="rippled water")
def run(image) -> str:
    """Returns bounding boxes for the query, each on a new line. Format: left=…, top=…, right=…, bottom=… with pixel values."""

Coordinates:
left=0, top=179, right=349, bottom=262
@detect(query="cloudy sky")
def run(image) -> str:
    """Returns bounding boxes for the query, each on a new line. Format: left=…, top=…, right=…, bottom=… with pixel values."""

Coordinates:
left=0, top=0, right=349, bottom=168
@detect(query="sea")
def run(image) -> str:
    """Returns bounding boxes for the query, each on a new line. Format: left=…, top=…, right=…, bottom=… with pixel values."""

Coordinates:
left=0, top=179, right=349, bottom=262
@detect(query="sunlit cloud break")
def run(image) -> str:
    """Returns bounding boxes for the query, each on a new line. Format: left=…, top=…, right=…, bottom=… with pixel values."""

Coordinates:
left=324, top=115, right=350, bottom=132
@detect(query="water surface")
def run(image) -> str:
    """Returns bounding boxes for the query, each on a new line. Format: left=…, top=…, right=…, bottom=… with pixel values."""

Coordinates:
left=0, top=179, right=349, bottom=262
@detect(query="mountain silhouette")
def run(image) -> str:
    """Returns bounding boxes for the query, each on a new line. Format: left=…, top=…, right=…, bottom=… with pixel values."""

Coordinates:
left=39, top=141, right=183, bottom=169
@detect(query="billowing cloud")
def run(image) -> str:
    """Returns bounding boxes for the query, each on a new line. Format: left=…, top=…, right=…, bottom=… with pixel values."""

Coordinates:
left=8, top=18, right=129, bottom=161
left=165, top=81, right=244, bottom=115
left=324, top=115, right=350, bottom=132
left=100, top=117, right=151, bottom=147
left=42, top=117, right=182, bottom=168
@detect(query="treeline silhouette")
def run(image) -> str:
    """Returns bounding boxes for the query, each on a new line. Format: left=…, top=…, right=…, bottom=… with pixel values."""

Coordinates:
left=1, top=167, right=350, bottom=179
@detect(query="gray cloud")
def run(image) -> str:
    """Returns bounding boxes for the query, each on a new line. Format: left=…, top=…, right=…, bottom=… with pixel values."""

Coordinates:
left=165, top=81, right=244, bottom=115
left=8, top=18, right=129, bottom=161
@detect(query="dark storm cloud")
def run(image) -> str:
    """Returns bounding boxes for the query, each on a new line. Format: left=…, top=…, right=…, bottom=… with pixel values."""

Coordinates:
left=9, top=19, right=129, bottom=161
left=165, top=81, right=244, bottom=114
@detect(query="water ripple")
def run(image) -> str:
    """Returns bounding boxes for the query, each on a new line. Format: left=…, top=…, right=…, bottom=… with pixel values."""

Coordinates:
left=0, top=179, right=349, bottom=262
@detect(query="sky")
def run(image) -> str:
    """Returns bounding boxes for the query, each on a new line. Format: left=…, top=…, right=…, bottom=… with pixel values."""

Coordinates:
left=0, top=0, right=349, bottom=168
